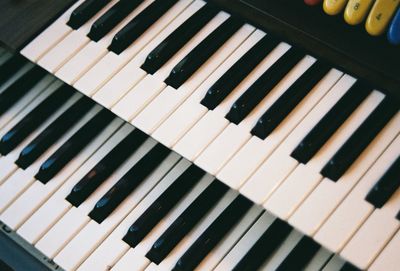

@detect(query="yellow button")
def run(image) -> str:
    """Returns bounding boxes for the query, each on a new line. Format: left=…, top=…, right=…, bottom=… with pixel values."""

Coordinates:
left=366, top=0, right=400, bottom=36
left=323, top=0, right=349, bottom=15
left=344, top=0, right=374, bottom=25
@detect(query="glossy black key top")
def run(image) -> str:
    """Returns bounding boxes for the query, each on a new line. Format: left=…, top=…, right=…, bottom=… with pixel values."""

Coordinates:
left=165, top=17, right=244, bottom=89
left=141, top=4, right=219, bottom=74
left=0, top=54, right=27, bottom=87
left=89, top=144, right=171, bottom=223
left=225, top=47, right=305, bottom=124
left=321, top=98, right=398, bottom=181
left=108, top=0, right=178, bottom=54
left=123, top=165, right=205, bottom=247
left=340, top=263, right=362, bottom=271
left=366, top=156, right=400, bottom=208
left=172, top=195, right=252, bottom=271
left=0, top=85, right=75, bottom=156
left=200, top=35, right=280, bottom=110
left=291, top=81, right=372, bottom=164
left=0, top=66, right=47, bottom=117
left=67, top=0, right=112, bottom=29
left=146, top=181, right=228, bottom=264
left=35, top=109, right=115, bottom=184
left=396, top=210, right=400, bottom=221
left=232, top=219, right=292, bottom=271
left=275, top=236, right=320, bottom=271
left=16, top=97, right=94, bottom=169
left=66, top=129, right=147, bottom=207
left=251, top=61, right=331, bottom=139
left=87, top=0, right=144, bottom=41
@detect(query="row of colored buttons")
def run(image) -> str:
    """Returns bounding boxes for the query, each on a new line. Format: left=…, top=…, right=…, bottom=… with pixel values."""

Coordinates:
left=305, top=0, right=400, bottom=45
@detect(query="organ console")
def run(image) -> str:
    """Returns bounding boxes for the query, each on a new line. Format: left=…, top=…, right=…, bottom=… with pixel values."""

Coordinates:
left=0, top=0, right=398, bottom=270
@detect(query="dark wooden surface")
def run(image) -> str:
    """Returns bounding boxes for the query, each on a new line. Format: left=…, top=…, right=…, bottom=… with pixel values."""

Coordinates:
left=0, top=0, right=77, bottom=51
left=210, top=0, right=400, bottom=101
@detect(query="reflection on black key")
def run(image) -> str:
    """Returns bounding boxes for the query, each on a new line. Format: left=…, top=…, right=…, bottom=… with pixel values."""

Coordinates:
left=0, top=84, right=74, bottom=156
left=201, top=35, right=280, bottom=110
left=165, top=17, right=244, bottom=89
left=0, top=54, right=27, bottom=87
left=173, top=195, right=252, bottom=271
left=340, top=262, right=362, bottom=271
left=87, top=0, right=144, bottom=41
left=291, top=81, right=371, bottom=164
left=232, top=219, right=292, bottom=271
left=225, top=48, right=304, bottom=125
left=35, top=109, right=115, bottom=184
left=252, top=61, right=331, bottom=139
left=16, top=97, right=94, bottom=169
left=366, top=157, right=400, bottom=208
left=89, top=144, right=170, bottom=223
left=123, top=165, right=205, bottom=247
left=66, top=129, right=147, bottom=207
left=146, top=181, right=228, bottom=264
left=276, top=236, right=320, bottom=271
left=321, top=98, right=398, bottom=181
left=141, top=4, right=219, bottom=74
left=0, top=66, right=47, bottom=117
left=67, top=0, right=112, bottom=29
left=109, top=0, right=177, bottom=54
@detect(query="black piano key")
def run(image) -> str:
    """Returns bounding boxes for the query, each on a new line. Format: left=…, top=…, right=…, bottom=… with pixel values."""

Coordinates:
left=146, top=181, right=229, bottom=264
left=87, top=0, right=144, bottom=42
left=275, top=236, right=320, bottom=271
left=340, top=263, right=362, bottom=271
left=0, top=84, right=75, bottom=156
left=396, top=210, right=400, bottom=221
left=164, top=17, right=244, bottom=89
left=66, top=129, right=148, bottom=207
left=123, top=165, right=206, bottom=247
left=34, top=109, right=115, bottom=184
left=16, top=97, right=94, bottom=169
left=291, top=81, right=372, bottom=164
left=108, top=0, right=178, bottom=54
left=141, top=4, right=219, bottom=74
left=225, top=47, right=305, bottom=125
left=0, top=259, right=13, bottom=271
left=67, top=0, right=112, bottom=30
left=321, top=98, right=398, bottom=181
left=200, top=35, right=280, bottom=110
left=88, top=143, right=171, bottom=224
left=0, top=54, right=27, bottom=87
left=172, top=195, right=253, bottom=271
left=0, top=66, right=47, bottom=117
left=365, top=157, right=400, bottom=208
left=251, top=61, right=331, bottom=139
left=232, top=219, right=292, bottom=271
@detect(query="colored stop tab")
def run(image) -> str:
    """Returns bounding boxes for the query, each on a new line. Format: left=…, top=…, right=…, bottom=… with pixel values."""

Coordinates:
left=365, top=0, right=400, bottom=36
left=305, top=0, right=323, bottom=6
left=323, top=0, right=349, bottom=15
left=388, top=7, right=400, bottom=44
left=344, top=0, right=374, bottom=25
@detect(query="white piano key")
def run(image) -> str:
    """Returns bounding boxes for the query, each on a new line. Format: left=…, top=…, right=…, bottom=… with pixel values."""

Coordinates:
left=111, top=249, right=150, bottom=271
left=239, top=75, right=357, bottom=204
left=111, top=11, right=231, bottom=122
left=53, top=153, right=181, bottom=271
left=131, top=24, right=256, bottom=135
left=0, top=108, right=121, bottom=229
left=20, top=0, right=85, bottom=62
left=77, top=172, right=214, bottom=271
left=16, top=125, right=138, bottom=244
left=217, top=69, right=343, bottom=189
left=33, top=136, right=157, bottom=257
left=152, top=30, right=267, bottom=148
left=194, top=55, right=316, bottom=176
left=369, top=228, right=400, bottom=271
left=314, top=134, right=400, bottom=253
left=93, top=0, right=207, bottom=109
left=173, top=42, right=291, bottom=161
left=339, top=188, right=400, bottom=269
left=73, top=0, right=193, bottom=97
left=289, top=107, right=399, bottom=236
left=55, top=0, right=154, bottom=85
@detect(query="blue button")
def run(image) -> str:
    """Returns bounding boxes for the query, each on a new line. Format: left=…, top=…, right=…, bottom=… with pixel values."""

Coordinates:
left=388, top=8, right=400, bottom=45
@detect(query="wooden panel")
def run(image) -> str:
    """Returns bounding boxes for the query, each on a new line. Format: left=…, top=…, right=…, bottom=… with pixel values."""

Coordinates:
left=0, top=0, right=77, bottom=51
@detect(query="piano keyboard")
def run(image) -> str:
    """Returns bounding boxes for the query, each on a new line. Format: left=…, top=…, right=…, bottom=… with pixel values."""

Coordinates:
left=0, top=0, right=398, bottom=270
